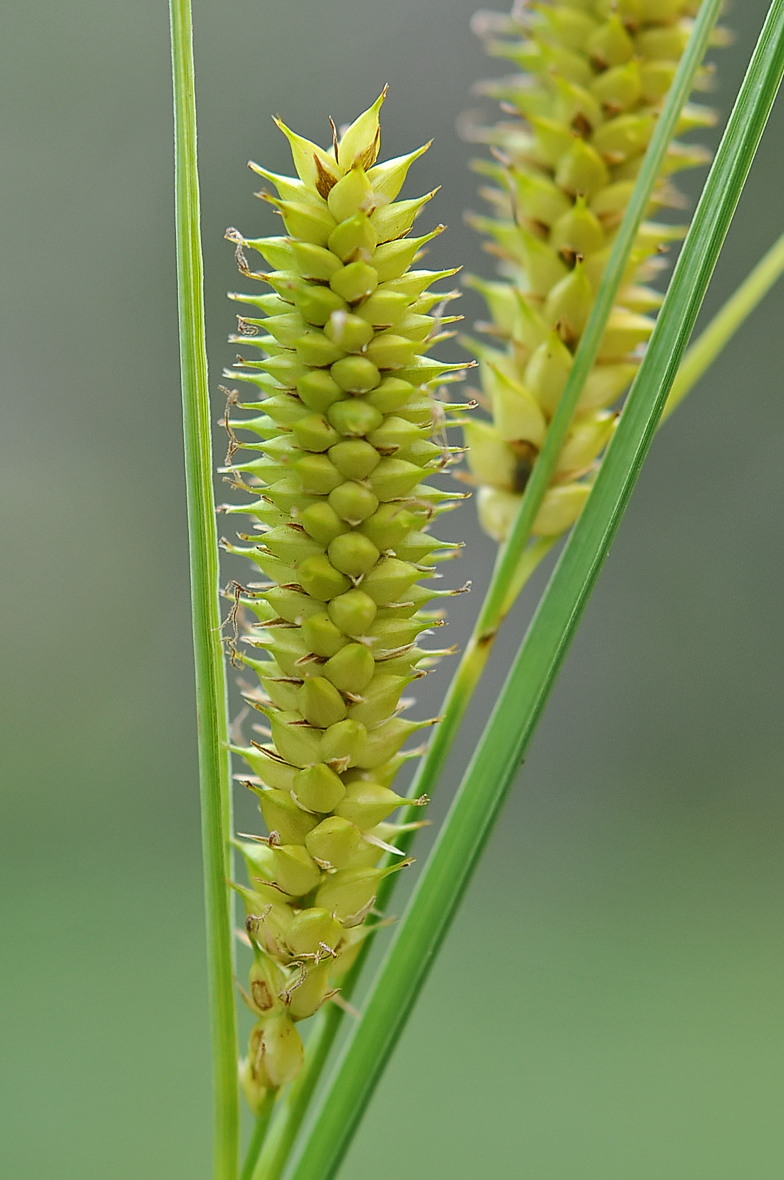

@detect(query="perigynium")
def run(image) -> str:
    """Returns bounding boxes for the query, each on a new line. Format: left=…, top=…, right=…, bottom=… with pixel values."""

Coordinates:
left=461, top=0, right=726, bottom=542
left=216, top=91, right=469, bottom=1111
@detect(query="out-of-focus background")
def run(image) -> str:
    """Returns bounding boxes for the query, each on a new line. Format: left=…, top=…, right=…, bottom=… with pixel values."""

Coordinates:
left=2, top=1, right=784, bottom=1176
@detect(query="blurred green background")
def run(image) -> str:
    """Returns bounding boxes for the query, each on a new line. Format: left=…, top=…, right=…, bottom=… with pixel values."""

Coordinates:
left=2, top=0, right=784, bottom=1176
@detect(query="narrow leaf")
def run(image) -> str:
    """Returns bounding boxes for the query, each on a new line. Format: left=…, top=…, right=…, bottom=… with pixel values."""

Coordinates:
left=169, top=1, right=239, bottom=1176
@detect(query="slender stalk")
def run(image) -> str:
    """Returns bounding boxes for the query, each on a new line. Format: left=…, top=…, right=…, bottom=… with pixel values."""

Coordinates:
left=169, top=2, right=239, bottom=1177
left=241, top=1092, right=276, bottom=1180
left=663, top=229, right=784, bottom=421
left=284, top=4, right=784, bottom=1178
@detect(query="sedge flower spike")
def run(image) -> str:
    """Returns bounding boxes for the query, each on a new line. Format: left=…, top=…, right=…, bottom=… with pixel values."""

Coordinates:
left=218, top=92, right=469, bottom=1110
left=462, top=0, right=725, bottom=542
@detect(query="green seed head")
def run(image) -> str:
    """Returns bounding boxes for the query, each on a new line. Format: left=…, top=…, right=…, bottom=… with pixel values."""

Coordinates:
left=357, top=288, right=409, bottom=328
left=240, top=1046, right=269, bottom=1116
left=327, top=399, right=384, bottom=438
left=300, top=611, right=347, bottom=658
left=297, top=554, right=351, bottom=601
left=294, top=283, right=348, bottom=327
left=328, top=480, right=379, bottom=524
left=267, top=843, right=322, bottom=897
left=324, top=310, right=375, bottom=352
left=330, top=260, right=379, bottom=304
left=297, top=369, right=344, bottom=414
left=315, top=861, right=409, bottom=926
left=243, top=892, right=295, bottom=961
left=361, top=557, right=420, bottom=605
left=330, top=355, right=381, bottom=394
left=327, top=167, right=373, bottom=222
left=290, top=240, right=343, bottom=281
left=329, top=438, right=381, bottom=479
left=347, top=673, right=409, bottom=728
left=295, top=331, right=345, bottom=368
left=287, top=960, right=334, bottom=1021
left=320, top=718, right=367, bottom=767
left=293, top=453, right=343, bottom=495
left=328, top=532, right=380, bottom=577
left=298, top=501, right=350, bottom=546
left=297, top=676, right=348, bottom=728
left=328, top=213, right=378, bottom=263
left=464, top=0, right=725, bottom=542
left=270, top=711, right=323, bottom=766
left=225, top=92, right=466, bottom=1098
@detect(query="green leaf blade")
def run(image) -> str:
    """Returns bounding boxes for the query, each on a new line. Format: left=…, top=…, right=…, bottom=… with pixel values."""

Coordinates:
left=169, top=1, right=239, bottom=1176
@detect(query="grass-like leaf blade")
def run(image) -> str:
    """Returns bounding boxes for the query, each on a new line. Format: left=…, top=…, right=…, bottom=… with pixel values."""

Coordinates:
left=169, top=1, right=239, bottom=1176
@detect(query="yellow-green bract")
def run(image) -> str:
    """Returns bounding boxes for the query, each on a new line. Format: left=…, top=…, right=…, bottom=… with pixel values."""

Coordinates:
left=218, top=92, right=468, bottom=1110
left=463, top=0, right=723, bottom=541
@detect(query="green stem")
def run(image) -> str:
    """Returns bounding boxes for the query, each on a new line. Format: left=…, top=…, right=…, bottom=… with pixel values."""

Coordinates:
left=169, top=2, right=239, bottom=1177
left=241, top=1091, right=276, bottom=1180
left=663, top=229, right=784, bottom=421
left=283, top=3, right=784, bottom=1178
